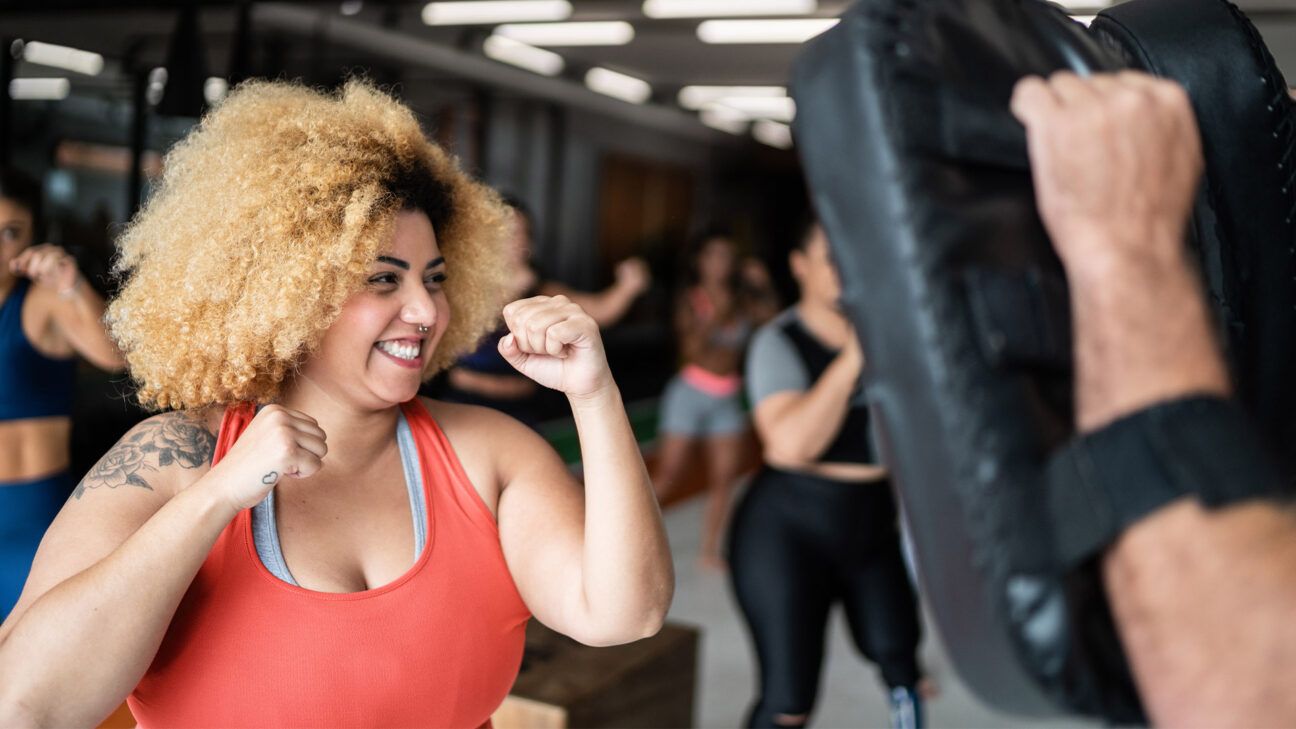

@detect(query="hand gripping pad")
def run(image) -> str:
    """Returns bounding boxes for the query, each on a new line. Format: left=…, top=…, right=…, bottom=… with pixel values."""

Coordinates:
left=791, top=0, right=1144, bottom=721
left=1088, top=0, right=1296, bottom=480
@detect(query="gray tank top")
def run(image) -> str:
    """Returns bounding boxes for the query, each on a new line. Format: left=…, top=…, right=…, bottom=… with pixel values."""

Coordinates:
left=250, top=409, right=427, bottom=586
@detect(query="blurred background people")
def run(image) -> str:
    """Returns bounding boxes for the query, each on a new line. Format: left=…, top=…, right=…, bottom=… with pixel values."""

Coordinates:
left=0, top=167, right=123, bottom=617
left=652, top=228, right=778, bottom=568
left=437, top=196, right=652, bottom=426
left=728, top=222, right=928, bottom=728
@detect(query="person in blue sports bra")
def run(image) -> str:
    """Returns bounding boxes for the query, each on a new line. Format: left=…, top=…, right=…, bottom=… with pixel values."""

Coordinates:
left=0, top=167, right=124, bottom=617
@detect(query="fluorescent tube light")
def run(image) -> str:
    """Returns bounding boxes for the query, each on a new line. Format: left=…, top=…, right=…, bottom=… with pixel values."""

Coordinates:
left=643, top=0, right=816, bottom=19
left=423, top=1, right=571, bottom=25
left=9, top=78, right=70, bottom=101
left=496, top=21, right=634, bottom=46
left=21, top=41, right=103, bottom=76
left=753, top=119, right=793, bottom=149
left=483, top=34, right=565, bottom=76
left=678, top=85, right=785, bottom=110
left=1055, top=0, right=1112, bottom=8
left=204, top=77, right=229, bottom=104
left=585, top=67, right=652, bottom=104
left=697, top=18, right=838, bottom=44
left=714, top=96, right=795, bottom=121
left=699, top=104, right=749, bottom=135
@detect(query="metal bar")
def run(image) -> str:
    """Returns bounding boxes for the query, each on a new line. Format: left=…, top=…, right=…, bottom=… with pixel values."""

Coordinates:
left=128, top=67, right=148, bottom=216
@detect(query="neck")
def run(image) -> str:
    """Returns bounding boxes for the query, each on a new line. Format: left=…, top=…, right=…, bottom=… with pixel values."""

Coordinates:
left=278, top=374, right=402, bottom=473
left=795, top=298, right=851, bottom=347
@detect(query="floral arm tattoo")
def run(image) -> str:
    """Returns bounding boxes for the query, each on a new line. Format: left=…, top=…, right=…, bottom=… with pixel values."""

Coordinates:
left=73, top=414, right=216, bottom=500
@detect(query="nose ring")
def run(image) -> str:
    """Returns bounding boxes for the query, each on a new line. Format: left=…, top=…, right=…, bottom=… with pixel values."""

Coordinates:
left=417, top=324, right=429, bottom=334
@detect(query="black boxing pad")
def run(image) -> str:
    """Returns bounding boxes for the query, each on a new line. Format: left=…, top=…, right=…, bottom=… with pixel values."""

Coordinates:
left=1088, top=0, right=1296, bottom=481
left=791, top=0, right=1144, bottom=721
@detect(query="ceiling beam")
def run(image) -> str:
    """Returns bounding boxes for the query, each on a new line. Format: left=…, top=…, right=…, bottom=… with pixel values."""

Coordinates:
left=252, top=2, right=736, bottom=145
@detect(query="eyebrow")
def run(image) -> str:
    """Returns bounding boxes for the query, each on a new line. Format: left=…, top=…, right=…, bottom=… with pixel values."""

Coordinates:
left=376, top=255, right=445, bottom=271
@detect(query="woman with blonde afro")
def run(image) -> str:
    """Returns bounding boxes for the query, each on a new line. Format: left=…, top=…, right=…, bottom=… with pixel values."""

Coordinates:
left=0, top=79, right=673, bottom=728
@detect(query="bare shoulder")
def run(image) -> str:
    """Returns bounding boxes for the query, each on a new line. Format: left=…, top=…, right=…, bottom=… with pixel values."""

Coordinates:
left=417, top=397, right=554, bottom=505
left=73, top=407, right=224, bottom=502
left=418, top=397, right=545, bottom=454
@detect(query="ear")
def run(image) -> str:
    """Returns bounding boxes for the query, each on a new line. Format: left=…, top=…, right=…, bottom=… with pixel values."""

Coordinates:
left=789, top=248, right=807, bottom=283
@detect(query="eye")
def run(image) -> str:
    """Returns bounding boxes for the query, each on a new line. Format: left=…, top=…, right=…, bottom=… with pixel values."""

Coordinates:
left=367, top=272, right=399, bottom=287
left=425, top=272, right=447, bottom=289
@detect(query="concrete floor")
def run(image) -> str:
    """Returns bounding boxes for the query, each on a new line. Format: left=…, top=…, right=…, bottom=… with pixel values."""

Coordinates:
left=661, top=491, right=1102, bottom=729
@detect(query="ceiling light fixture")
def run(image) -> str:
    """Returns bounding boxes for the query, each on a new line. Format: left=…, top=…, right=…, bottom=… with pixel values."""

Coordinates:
left=482, top=34, right=565, bottom=76
left=9, top=77, right=71, bottom=101
left=712, top=96, right=795, bottom=122
left=699, top=104, right=749, bottom=135
left=496, top=21, right=635, bottom=46
left=697, top=18, right=838, bottom=44
left=21, top=41, right=104, bottom=76
left=753, top=119, right=793, bottom=149
left=1055, top=0, right=1113, bottom=8
left=643, top=0, right=816, bottom=19
left=422, top=1, right=572, bottom=25
left=678, top=85, right=785, bottom=110
left=585, top=67, right=652, bottom=104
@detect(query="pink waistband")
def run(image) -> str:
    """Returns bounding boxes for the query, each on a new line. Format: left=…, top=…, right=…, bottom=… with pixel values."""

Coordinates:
left=681, top=364, right=742, bottom=398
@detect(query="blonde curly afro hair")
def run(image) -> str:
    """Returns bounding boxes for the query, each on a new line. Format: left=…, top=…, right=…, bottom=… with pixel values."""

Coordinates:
left=108, top=79, right=512, bottom=411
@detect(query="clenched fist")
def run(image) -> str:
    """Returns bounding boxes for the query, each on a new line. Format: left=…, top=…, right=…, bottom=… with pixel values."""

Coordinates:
left=204, top=405, right=329, bottom=511
left=498, top=295, right=613, bottom=399
left=1010, top=70, right=1203, bottom=275
left=10, top=243, right=80, bottom=294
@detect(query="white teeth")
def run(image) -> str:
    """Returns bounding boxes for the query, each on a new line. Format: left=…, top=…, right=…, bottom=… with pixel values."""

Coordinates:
left=376, top=340, right=420, bottom=361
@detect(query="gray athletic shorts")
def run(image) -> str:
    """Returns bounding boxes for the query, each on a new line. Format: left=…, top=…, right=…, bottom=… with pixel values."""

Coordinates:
left=658, top=373, right=748, bottom=437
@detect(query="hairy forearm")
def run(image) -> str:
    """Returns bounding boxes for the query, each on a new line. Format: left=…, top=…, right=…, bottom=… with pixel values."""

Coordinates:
left=1068, top=237, right=1230, bottom=431
left=1103, top=500, right=1296, bottom=725
left=0, top=485, right=236, bottom=727
left=566, top=385, right=673, bottom=644
left=1065, top=236, right=1295, bottom=724
left=762, top=353, right=860, bottom=467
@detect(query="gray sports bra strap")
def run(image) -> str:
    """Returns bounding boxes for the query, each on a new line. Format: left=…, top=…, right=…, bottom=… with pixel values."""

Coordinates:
left=251, top=408, right=426, bottom=586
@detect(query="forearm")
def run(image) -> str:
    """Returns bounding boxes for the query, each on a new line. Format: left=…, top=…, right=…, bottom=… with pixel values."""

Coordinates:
left=1103, top=500, right=1296, bottom=725
left=762, top=355, right=859, bottom=466
left=1069, top=236, right=1230, bottom=431
left=56, top=276, right=124, bottom=371
left=1065, top=236, right=1289, bottom=723
left=563, top=285, right=637, bottom=328
left=0, top=485, right=236, bottom=726
left=567, top=384, right=673, bottom=642
left=449, top=368, right=537, bottom=400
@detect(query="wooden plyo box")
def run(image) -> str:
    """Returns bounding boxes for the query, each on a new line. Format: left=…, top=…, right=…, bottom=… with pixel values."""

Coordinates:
left=492, top=621, right=700, bottom=729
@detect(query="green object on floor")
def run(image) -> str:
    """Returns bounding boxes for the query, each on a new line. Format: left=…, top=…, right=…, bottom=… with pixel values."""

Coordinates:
left=538, top=398, right=661, bottom=464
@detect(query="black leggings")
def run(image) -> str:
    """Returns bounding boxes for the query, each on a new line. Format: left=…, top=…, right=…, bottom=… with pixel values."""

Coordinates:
left=727, top=468, right=922, bottom=728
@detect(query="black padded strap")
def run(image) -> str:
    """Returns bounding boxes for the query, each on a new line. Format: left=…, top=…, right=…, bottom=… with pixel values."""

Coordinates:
left=1046, top=396, right=1288, bottom=566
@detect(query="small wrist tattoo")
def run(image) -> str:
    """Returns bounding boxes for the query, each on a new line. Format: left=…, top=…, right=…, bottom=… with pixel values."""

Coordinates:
left=261, top=471, right=278, bottom=485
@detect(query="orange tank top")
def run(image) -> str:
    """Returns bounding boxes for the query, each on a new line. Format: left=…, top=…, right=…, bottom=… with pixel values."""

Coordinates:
left=129, top=399, right=531, bottom=728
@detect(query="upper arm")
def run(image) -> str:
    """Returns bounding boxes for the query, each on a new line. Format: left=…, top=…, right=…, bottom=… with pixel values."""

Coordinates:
left=745, top=325, right=810, bottom=443
left=0, top=411, right=215, bottom=640
left=490, top=415, right=588, bottom=633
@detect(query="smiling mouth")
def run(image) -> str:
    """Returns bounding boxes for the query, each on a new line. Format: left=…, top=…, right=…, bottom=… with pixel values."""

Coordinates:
left=374, top=339, right=422, bottom=362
